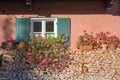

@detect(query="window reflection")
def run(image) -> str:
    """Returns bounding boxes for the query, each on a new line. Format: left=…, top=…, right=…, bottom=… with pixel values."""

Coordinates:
left=46, top=21, right=54, bottom=32
left=34, top=22, right=42, bottom=32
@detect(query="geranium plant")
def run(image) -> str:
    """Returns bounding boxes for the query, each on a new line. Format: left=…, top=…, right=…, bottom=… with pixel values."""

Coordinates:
left=107, top=36, right=119, bottom=50
left=96, top=32, right=110, bottom=44
left=107, top=36, right=119, bottom=45
left=76, top=31, right=120, bottom=50
left=26, top=36, right=69, bottom=71
left=94, top=32, right=110, bottom=49
left=76, top=31, right=95, bottom=46
left=76, top=30, right=96, bottom=50
left=0, top=39, right=18, bottom=49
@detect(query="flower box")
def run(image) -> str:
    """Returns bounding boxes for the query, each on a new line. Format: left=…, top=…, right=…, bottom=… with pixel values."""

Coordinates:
left=79, top=45, right=93, bottom=50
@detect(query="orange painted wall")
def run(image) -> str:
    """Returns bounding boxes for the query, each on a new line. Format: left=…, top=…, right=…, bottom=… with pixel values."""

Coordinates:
left=0, top=1, right=120, bottom=50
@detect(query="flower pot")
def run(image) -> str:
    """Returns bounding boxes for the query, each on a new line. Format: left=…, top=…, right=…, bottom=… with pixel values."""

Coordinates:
left=79, top=45, right=93, bottom=50
left=108, top=44, right=117, bottom=50
left=19, top=42, right=25, bottom=49
left=101, top=44, right=108, bottom=50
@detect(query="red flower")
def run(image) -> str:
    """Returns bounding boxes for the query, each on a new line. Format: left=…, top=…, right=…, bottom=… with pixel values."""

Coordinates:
left=83, top=30, right=86, bottom=33
left=45, top=60, right=49, bottom=67
left=26, top=52, right=33, bottom=56
left=95, top=36, right=98, bottom=39
left=106, top=31, right=110, bottom=35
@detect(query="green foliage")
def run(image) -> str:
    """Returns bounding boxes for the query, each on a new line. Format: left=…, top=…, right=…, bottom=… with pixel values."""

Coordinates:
left=47, top=36, right=63, bottom=44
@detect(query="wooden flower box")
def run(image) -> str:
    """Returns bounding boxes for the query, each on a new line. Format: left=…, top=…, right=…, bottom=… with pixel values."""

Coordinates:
left=79, top=45, right=93, bottom=50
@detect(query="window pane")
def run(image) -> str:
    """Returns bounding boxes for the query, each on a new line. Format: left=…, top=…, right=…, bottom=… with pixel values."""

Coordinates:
left=34, top=22, right=42, bottom=32
left=46, top=21, right=54, bottom=32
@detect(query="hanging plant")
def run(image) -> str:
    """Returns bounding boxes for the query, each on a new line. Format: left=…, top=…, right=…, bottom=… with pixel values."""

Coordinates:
left=60, top=34, right=69, bottom=43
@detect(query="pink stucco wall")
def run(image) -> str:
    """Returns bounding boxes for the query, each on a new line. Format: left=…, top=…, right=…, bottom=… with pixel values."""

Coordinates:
left=0, top=1, right=120, bottom=50
left=58, top=14, right=120, bottom=49
left=0, top=16, right=16, bottom=42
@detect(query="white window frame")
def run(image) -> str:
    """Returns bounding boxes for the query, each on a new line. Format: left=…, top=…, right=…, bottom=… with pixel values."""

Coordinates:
left=30, top=18, right=57, bottom=38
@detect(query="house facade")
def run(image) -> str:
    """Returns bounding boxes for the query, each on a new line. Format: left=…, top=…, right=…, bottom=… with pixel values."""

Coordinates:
left=0, top=0, right=120, bottom=49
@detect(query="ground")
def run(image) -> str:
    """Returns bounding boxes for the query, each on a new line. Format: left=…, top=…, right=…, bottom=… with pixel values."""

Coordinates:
left=0, top=49, right=120, bottom=80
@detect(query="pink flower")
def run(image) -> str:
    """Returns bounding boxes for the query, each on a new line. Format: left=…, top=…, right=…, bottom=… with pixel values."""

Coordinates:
left=42, top=59, right=47, bottom=63
left=30, top=40, right=34, bottom=44
left=54, top=66, right=58, bottom=71
left=50, top=54, right=54, bottom=59
left=38, top=50, right=42, bottom=54
left=59, top=56, right=62, bottom=60
left=29, top=56, right=34, bottom=62
left=60, top=62, right=66, bottom=67
left=37, top=62, right=43, bottom=67
left=41, top=40, right=45, bottom=44
left=32, top=46, right=34, bottom=49
left=58, top=64, right=61, bottom=68
left=52, top=64, right=55, bottom=67
left=26, top=52, right=33, bottom=56
left=59, top=51, right=64, bottom=55
left=36, top=37, right=42, bottom=42
left=45, top=54, right=48, bottom=58
left=45, top=51, right=49, bottom=54
left=63, top=44, right=67, bottom=47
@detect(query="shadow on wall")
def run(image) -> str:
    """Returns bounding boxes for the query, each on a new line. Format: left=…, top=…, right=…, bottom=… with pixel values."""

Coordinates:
left=0, top=1, right=106, bottom=17
left=106, top=0, right=120, bottom=16
left=0, top=1, right=119, bottom=16
left=2, top=17, right=14, bottom=40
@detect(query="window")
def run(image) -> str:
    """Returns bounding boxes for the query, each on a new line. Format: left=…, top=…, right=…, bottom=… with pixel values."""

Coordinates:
left=30, top=18, right=57, bottom=38
left=16, top=18, right=70, bottom=46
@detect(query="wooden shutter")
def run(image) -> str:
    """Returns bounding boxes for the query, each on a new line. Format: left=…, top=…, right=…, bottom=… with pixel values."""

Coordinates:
left=16, top=18, right=30, bottom=42
left=57, top=18, right=71, bottom=46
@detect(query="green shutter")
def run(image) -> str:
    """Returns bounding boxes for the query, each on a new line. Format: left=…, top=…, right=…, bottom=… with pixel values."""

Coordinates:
left=57, top=18, right=71, bottom=46
left=16, top=18, right=30, bottom=42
